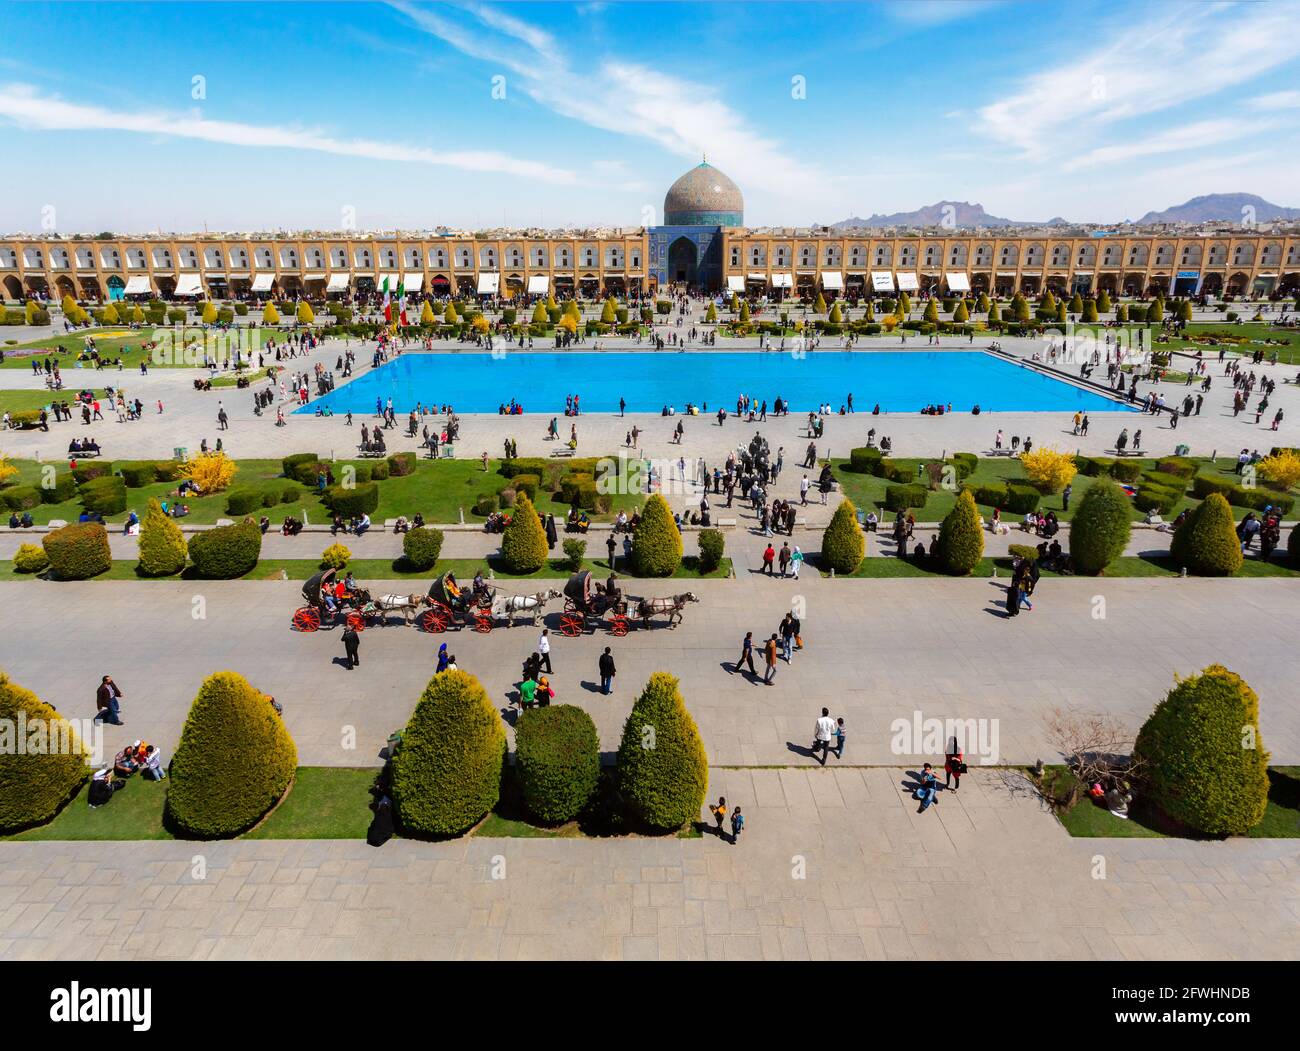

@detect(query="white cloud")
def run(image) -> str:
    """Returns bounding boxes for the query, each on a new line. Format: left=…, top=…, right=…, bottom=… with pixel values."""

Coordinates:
left=1247, top=90, right=1300, bottom=111
left=1060, top=118, right=1275, bottom=171
left=0, top=82, right=578, bottom=184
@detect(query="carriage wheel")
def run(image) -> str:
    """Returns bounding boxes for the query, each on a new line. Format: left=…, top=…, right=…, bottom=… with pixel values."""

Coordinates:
left=346, top=611, right=366, bottom=632
left=559, top=611, right=584, bottom=638
left=609, top=613, right=629, bottom=637
left=421, top=609, right=449, bottom=633
left=293, top=606, right=321, bottom=632
left=563, top=598, right=579, bottom=613
left=473, top=612, right=493, bottom=633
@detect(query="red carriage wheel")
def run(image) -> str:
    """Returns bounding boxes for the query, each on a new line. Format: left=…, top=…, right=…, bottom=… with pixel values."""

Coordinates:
left=346, top=611, right=366, bottom=632
left=473, top=612, right=493, bottom=633
left=421, top=609, right=449, bottom=633
left=610, top=614, right=629, bottom=637
left=293, top=606, right=321, bottom=632
left=559, top=612, right=583, bottom=638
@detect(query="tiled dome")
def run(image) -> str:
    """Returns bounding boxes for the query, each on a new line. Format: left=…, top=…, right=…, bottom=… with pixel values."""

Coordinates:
left=663, top=162, right=744, bottom=227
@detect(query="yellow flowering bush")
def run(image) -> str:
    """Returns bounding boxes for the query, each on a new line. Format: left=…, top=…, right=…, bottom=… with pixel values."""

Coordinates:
left=1020, top=446, right=1077, bottom=494
left=181, top=451, right=238, bottom=494
left=1257, top=449, right=1300, bottom=492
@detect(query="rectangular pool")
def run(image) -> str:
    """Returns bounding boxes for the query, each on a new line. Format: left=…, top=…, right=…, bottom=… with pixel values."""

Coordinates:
left=302, top=350, right=1129, bottom=415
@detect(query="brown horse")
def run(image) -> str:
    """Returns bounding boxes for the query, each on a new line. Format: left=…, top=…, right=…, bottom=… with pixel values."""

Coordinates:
left=634, top=592, right=700, bottom=629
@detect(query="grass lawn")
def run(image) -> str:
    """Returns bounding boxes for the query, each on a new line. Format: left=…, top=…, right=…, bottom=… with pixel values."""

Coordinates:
left=0, top=387, right=113, bottom=415
left=2, top=454, right=645, bottom=527
left=0, top=326, right=282, bottom=369
left=1042, top=765, right=1300, bottom=839
left=1160, top=321, right=1300, bottom=364
left=833, top=551, right=1297, bottom=579
left=7, top=775, right=172, bottom=841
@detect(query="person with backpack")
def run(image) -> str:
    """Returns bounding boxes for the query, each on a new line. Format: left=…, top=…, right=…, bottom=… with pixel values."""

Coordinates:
left=729, top=806, right=744, bottom=845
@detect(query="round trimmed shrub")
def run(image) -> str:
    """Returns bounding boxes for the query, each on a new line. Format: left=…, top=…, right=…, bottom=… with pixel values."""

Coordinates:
left=117, top=461, right=159, bottom=488
left=1133, top=665, right=1269, bottom=836
left=938, top=489, right=984, bottom=574
left=324, top=482, right=379, bottom=517
left=1133, top=484, right=1181, bottom=516
left=473, top=493, right=499, bottom=515
left=0, top=671, right=92, bottom=833
left=43, top=522, right=111, bottom=579
left=697, top=528, right=725, bottom=573
left=153, top=460, right=184, bottom=483
left=1170, top=493, right=1243, bottom=575
left=13, top=543, right=49, bottom=573
left=883, top=483, right=928, bottom=512
left=616, top=672, right=708, bottom=831
left=1070, top=478, right=1132, bottom=575
left=137, top=498, right=187, bottom=577
left=512, top=473, right=540, bottom=503
left=391, top=669, right=505, bottom=836
left=79, top=475, right=127, bottom=516
left=1003, top=483, right=1041, bottom=514
left=1110, top=459, right=1142, bottom=483
left=821, top=497, right=864, bottom=574
left=949, top=452, right=978, bottom=480
left=848, top=447, right=883, bottom=474
left=631, top=493, right=684, bottom=576
left=292, top=459, right=330, bottom=486
left=320, top=542, right=351, bottom=570
left=281, top=452, right=317, bottom=478
left=515, top=705, right=600, bottom=823
left=224, top=487, right=262, bottom=516
left=1, top=485, right=40, bottom=511
left=403, top=526, right=444, bottom=571
left=187, top=518, right=262, bottom=579
left=71, top=461, right=114, bottom=485
left=387, top=451, right=416, bottom=477
left=501, top=492, right=549, bottom=573
left=165, top=671, right=298, bottom=838
left=39, top=472, right=78, bottom=504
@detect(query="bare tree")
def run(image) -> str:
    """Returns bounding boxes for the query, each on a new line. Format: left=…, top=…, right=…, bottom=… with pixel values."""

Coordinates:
left=1039, top=706, right=1144, bottom=807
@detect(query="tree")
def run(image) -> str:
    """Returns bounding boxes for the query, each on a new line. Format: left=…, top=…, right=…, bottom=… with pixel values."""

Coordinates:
left=130, top=304, right=145, bottom=323
left=739, top=300, right=751, bottom=323
left=938, top=489, right=983, bottom=574
left=1097, top=289, right=1112, bottom=314
left=1257, top=448, right=1300, bottom=491
left=600, top=297, right=617, bottom=324
left=1012, top=294, right=1030, bottom=321
left=531, top=301, right=547, bottom=324
left=923, top=299, right=939, bottom=323
left=500, top=492, right=548, bottom=573
left=1055, top=301, right=1068, bottom=323
left=987, top=302, right=1001, bottom=323
left=863, top=301, right=874, bottom=321
left=1145, top=298, right=1163, bottom=323
left=952, top=300, right=969, bottom=323
left=137, top=497, right=187, bottom=576
left=1133, top=665, right=1269, bottom=836
left=704, top=301, right=717, bottom=323
left=616, top=672, right=708, bottom=830
left=515, top=705, right=600, bottom=823
left=828, top=301, right=842, bottom=324
left=814, top=291, right=827, bottom=314
left=1081, top=298, right=1099, bottom=323
left=1170, top=492, right=1242, bottom=575
left=1116, top=303, right=1129, bottom=323
left=899, top=291, right=911, bottom=314
left=0, top=671, right=92, bottom=833
left=263, top=303, right=280, bottom=325
left=1019, top=446, right=1076, bottom=493
left=1041, top=290, right=1057, bottom=313
left=1177, top=300, right=1193, bottom=323
left=166, top=670, right=298, bottom=838
left=443, top=301, right=459, bottom=325
left=820, top=497, right=864, bottom=574
left=631, top=493, right=683, bottom=576
left=202, top=301, right=218, bottom=324
left=61, top=293, right=77, bottom=316
left=976, top=292, right=990, bottom=313
left=391, top=669, right=505, bottom=836
left=1068, top=292, right=1084, bottom=314
left=296, top=301, right=315, bottom=324
left=101, top=302, right=120, bottom=324
left=1069, top=478, right=1131, bottom=575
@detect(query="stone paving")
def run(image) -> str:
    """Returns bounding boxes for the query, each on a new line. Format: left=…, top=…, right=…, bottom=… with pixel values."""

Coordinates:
left=1, top=767, right=1295, bottom=960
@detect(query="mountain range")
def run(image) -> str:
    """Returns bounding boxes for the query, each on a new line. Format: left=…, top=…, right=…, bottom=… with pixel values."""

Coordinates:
left=828, top=193, right=1298, bottom=230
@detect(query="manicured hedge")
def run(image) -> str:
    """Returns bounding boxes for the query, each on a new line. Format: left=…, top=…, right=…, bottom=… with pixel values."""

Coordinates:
left=1133, top=484, right=1182, bottom=516
left=631, top=493, right=683, bottom=576
left=848, top=447, right=883, bottom=473
left=1133, top=665, right=1269, bottom=836
left=281, top=452, right=317, bottom=478
left=292, top=460, right=330, bottom=486
left=1170, top=493, right=1243, bottom=575
left=697, top=528, right=725, bottom=573
left=616, top=672, right=708, bottom=831
left=1003, top=483, right=1041, bottom=514
left=515, top=705, right=600, bottom=823
left=1191, top=474, right=1294, bottom=514
left=1155, top=457, right=1197, bottom=479
left=1, top=485, right=41, bottom=511
left=187, top=518, right=262, bottom=578
left=1078, top=456, right=1114, bottom=477
left=473, top=493, right=499, bottom=515
left=137, top=498, right=187, bottom=577
left=949, top=452, right=978, bottom=480
left=512, top=473, right=540, bottom=503
left=937, top=489, right=984, bottom=574
left=324, top=482, right=379, bottom=517
left=1110, top=459, right=1142, bottom=483
left=1141, top=470, right=1190, bottom=492
left=0, top=672, right=91, bottom=833
left=117, top=461, right=160, bottom=488
left=39, top=472, right=78, bottom=504
left=71, top=461, right=115, bottom=485
left=165, top=671, right=298, bottom=838
left=79, top=475, right=127, bottom=516
left=153, top=460, right=184, bottom=483
left=402, top=526, right=444, bottom=571
left=501, top=493, right=549, bottom=573
left=876, top=458, right=912, bottom=483
left=42, top=522, right=111, bottom=579
left=391, top=669, right=506, bottom=836
left=224, top=488, right=263, bottom=516
left=387, top=451, right=416, bottom=477
left=883, top=483, right=928, bottom=512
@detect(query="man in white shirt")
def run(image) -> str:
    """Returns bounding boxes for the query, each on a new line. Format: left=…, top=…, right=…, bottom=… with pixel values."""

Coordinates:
left=813, top=707, right=836, bottom=766
left=536, top=628, right=553, bottom=674
left=355, top=512, right=371, bottom=536
left=800, top=475, right=811, bottom=505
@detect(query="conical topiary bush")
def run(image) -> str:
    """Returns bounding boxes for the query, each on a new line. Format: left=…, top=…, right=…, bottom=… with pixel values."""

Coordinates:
left=0, top=671, right=92, bottom=833
left=1069, top=478, right=1131, bottom=575
left=938, top=489, right=984, bottom=574
left=137, top=497, right=188, bottom=576
left=631, top=493, right=683, bottom=576
left=165, top=671, right=297, bottom=838
left=1133, top=665, right=1269, bottom=836
left=500, top=492, right=548, bottom=573
left=1170, top=492, right=1243, bottom=575
left=391, top=669, right=505, bottom=836
left=616, top=672, right=708, bottom=831
left=820, top=497, right=864, bottom=574
left=515, top=704, right=600, bottom=824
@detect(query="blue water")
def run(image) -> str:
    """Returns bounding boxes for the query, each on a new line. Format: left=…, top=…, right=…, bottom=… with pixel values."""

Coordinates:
left=301, top=351, right=1130, bottom=415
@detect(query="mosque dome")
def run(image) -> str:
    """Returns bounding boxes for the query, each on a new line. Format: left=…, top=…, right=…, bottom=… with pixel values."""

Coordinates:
left=663, top=162, right=744, bottom=227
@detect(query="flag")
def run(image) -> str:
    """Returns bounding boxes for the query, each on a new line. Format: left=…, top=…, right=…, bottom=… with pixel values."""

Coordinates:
left=397, top=278, right=407, bottom=327
left=381, top=276, right=392, bottom=323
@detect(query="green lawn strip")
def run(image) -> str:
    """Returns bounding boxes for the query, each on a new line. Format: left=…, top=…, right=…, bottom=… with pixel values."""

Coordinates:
left=829, top=553, right=1296, bottom=579
left=0, top=327, right=282, bottom=369
left=7, top=776, right=172, bottom=841
left=0, top=556, right=732, bottom=583
left=1042, top=765, right=1299, bottom=839
left=1159, top=321, right=1300, bottom=364
left=0, top=388, right=117, bottom=415
left=245, top=767, right=379, bottom=839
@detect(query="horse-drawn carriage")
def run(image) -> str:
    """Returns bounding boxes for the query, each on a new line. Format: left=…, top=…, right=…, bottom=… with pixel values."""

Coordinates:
left=630, top=590, right=700, bottom=630
left=559, top=571, right=630, bottom=637
left=420, top=571, right=494, bottom=633
left=293, top=569, right=372, bottom=632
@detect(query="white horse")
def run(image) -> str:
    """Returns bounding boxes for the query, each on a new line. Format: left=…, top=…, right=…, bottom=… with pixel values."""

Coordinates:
left=492, top=588, right=562, bottom=627
left=374, top=593, right=428, bottom=625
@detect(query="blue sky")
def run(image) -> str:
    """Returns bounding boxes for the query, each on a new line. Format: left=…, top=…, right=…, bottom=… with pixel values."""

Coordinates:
left=1, top=0, right=1298, bottom=233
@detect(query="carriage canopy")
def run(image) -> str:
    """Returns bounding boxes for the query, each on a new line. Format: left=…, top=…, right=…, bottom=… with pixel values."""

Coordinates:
left=302, top=568, right=336, bottom=606
left=563, top=570, right=594, bottom=611
left=427, top=571, right=466, bottom=606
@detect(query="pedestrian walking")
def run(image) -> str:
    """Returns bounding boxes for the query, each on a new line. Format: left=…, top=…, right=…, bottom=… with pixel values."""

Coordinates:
left=813, top=707, right=835, bottom=765
left=598, top=646, right=616, bottom=695
left=791, top=545, right=803, bottom=580
left=606, top=534, right=617, bottom=569
left=800, top=475, right=810, bottom=505
left=944, top=740, right=965, bottom=790
left=545, top=513, right=558, bottom=551
left=734, top=631, right=757, bottom=675
left=778, top=542, right=791, bottom=577
left=709, top=797, right=728, bottom=839
left=729, top=806, right=744, bottom=844
left=1061, top=482, right=1072, bottom=513
left=779, top=612, right=795, bottom=662
left=342, top=625, right=360, bottom=668
left=834, top=718, right=846, bottom=759
left=536, top=629, right=553, bottom=674
left=762, top=634, right=778, bottom=684
left=94, top=675, right=124, bottom=725
left=761, top=542, right=776, bottom=575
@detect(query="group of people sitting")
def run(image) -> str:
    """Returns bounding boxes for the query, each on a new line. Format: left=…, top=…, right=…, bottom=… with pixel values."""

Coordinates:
left=919, top=404, right=950, bottom=415
left=392, top=513, right=425, bottom=534
left=1021, top=510, right=1060, bottom=537
left=7, top=511, right=34, bottom=528
left=321, top=571, right=365, bottom=614
left=612, top=509, right=640, bottom=533
left=329, top=512, right=372, bottom=536
left=565, top=507, right=592, bottom=533
left=88, top=741, right=165, bottom=806
left=483, top=511, right=511, bottom=533
left=67, top=437, right=102, bottom=457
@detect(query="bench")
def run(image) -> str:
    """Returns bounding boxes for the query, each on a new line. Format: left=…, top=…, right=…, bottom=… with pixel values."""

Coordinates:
left=68, top=448, right=102, bottom=458
left=550, top=448, right=576, bottom=458
left=356, top=445, right=386, bottom=458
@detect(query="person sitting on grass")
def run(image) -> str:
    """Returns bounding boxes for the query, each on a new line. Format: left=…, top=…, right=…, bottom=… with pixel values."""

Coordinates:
left=113, top=747, right=140, bottom=779
left=139, top=743, right=166, bottom=781
left=87, top=768, right=123, bottom=808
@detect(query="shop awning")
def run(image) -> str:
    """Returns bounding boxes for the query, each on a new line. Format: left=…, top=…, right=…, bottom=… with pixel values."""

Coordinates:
left=174, top=274, right=204, bottom=296
left=726, top=276, right=745, bottom=292
left=327, top=273, right=350, bottom=291
left=227, top=273, right=250, bottom=280
left=747, top=272, right=768, bottom=282
left=402, top=273, right=424, bottom=291
left=477, top=273, right=500, bottom=294
left=871, top=271, right=895, bottom=292
left=895, top=272, right=919, bottom=291
left=771, top=273, right=793, bottom=288
left=996, top=271, right=1018, bottom=277
left=945, top=272, right=971, bottom=292
left=250, top=273, right=274, bottom=292
left=123, top=276, right=151, bottom=294
left=527, top=275, right=549, bottom=294
left=821, top=271, right=844, bottom=290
